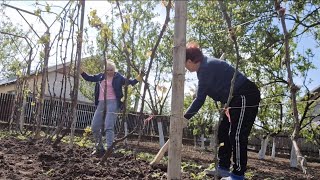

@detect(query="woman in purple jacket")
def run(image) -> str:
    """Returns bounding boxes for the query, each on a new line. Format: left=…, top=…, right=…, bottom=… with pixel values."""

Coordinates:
left=81, top=60, right=143, bottom=157
left=184, top=42, right=260, bottom=180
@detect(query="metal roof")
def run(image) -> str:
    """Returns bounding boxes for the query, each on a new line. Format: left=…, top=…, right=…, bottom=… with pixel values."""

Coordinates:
left=0, top=77, right=17, bottom=86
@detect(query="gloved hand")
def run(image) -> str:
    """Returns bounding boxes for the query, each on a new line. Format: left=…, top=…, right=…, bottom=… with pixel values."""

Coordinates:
left=135, top=70, right=145, bottom=82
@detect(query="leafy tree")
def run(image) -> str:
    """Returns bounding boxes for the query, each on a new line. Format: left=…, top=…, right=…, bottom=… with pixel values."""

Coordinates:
left=0, top=20, right=29, bottom=78
left=86, top=0, right=174, bottom=114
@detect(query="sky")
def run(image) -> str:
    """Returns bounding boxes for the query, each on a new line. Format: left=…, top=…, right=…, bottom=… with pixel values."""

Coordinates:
left=293, top=35, right=320, bottom=91
left=1, top=0, right=319, bottom=92
left=274, top=5, right=320, bottom=91
left=1, top=0, right=166, bottom=65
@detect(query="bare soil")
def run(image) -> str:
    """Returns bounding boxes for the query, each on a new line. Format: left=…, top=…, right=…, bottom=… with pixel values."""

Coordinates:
left=0, top=136, right=319, bottom=180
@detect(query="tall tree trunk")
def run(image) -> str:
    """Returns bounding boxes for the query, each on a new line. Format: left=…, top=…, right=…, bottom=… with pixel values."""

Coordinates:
left=19, top=97, right=27, bottom=131
left=275, top=0, right=307, bottom=173
left=271, top=136, right=276, bottom=160
left=124, top=120, right=128, bottom=145
left=9, top=76, right=22, bottom=132
left=19, top=52, right=32, bottom=132
left=209, top=132, right=214, bottom=150
left=215, top=2, right=242, bottom=179
left=34, top=31, right=50, bottom=139
left=201, top=133, right=205, bottom=150
left=69, top=0, right=85, bottom=149
left=258, top=135, right=269, bottom=159
left=290, top=144, right=298, bottom=167
left=167, top=1, right=186, bottom=179
left=157, top=118, right=165, bottom=147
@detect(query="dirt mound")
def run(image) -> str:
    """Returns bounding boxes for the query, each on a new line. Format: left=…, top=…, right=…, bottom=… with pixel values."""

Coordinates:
left=0, top=137, right=181, bottom=179
left=0, top=137, right=319, bottom=179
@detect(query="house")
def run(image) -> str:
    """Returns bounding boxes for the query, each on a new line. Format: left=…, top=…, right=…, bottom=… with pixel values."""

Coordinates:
left=0, top=62, right=92, bottom=104
left=310, top=85, right=320, bottom=124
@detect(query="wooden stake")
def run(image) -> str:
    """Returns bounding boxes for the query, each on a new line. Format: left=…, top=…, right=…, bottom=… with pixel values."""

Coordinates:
left=150, top=139, right=169, bottom=165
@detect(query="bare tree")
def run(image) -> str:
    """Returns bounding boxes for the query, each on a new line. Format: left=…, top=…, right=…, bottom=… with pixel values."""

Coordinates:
left=274, top=0, right=307, bottom=173
left=69, top=0, right=85, bottom=149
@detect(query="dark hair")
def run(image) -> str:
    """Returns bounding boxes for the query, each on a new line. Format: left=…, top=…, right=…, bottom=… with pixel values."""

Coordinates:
left=186, top=42, right=204, bottom=63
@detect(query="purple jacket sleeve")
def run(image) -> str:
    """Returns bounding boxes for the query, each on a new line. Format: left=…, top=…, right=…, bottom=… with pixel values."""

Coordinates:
left=118, top=73, right=139, bottom=86
left=81, top=72, right=102, bottom=82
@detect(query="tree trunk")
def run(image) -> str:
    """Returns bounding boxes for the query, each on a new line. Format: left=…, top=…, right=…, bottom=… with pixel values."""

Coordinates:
left=34, top=31, right=50, bottom=139
left=19, top=97, right=27, bottom=131
left=271, top=137, right=276, bottom=160
left=157, top=119, right=165, bottom=147
left=209, top=133, right=214, bottom=150
left=290, top=144, right=298, bottom=167
left=275, top=1, right=307, bottom=173
left=167, top=1, right=187, bottom=179
left=19, top=48, right=33, bottom=132
left=69, top=0, right=85, bottom=148
left=133, top=59, right=145, bottom=112
left=124, top=121, right=128, bottom=145
left=258, top=135, right=269, bottom=159
left=9, top=77, right=22, bottom=132
left=215, top=2, right=242, bottom=179
left=201, top=133, right=205, bottom=150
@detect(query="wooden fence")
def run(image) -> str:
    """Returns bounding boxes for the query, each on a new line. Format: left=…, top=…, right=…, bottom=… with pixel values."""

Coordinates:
left=249, top=135, right=319, bottom=157
left=0, top=93, right=15, bottom=122
left=0, top=93, right=319, bottom=158
left=0, top=93, right=176, bottom=138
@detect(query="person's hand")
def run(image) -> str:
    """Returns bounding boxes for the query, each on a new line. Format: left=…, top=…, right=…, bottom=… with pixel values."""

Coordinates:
left=79, top=68, right=84, bottom=74
left=139, top=70, right=145, bottom=77
left=136, top=71, right=145, bottom=82
left=79, top=65, right=86, bottom=74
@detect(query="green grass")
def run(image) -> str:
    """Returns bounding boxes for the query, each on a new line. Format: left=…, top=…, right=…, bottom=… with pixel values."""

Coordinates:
left=0, top=130, right=9, bottom=139
left=136, top=151, right=155, bottom=161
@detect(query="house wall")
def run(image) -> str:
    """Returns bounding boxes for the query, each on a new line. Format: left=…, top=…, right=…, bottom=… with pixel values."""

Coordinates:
left=312, top=102, right=320, bottom=123
left=0, top=72, right=92, bottom=104
left=0, top=83, right=16, bottom=94
left=0, top=75, right=43, bottom=95
left=46, top=71, right=92, bottom=103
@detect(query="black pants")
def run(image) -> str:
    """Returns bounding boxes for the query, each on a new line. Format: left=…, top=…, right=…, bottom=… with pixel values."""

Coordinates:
left=218, top=80, right=260, bottom=176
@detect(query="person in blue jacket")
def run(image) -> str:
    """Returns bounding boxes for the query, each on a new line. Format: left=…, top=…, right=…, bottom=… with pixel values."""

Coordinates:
left=81, top=60, right=143, bottom=157
left=184, top=42, right=260, bottom=180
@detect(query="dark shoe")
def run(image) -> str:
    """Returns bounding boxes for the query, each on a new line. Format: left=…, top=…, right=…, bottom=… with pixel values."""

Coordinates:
left=205, top=166, right=230, bottom=177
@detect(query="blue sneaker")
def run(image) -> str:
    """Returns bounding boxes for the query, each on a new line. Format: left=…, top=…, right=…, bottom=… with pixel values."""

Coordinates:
left=205, top=166, right=231, bottom=177
left=220, top=173, right=244, bottom=180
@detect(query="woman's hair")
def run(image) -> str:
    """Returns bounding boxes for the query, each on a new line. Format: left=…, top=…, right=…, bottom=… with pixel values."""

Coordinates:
left=186, top=41, right=204, bottom=63
left=106, top=59, right=117, bottom=71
